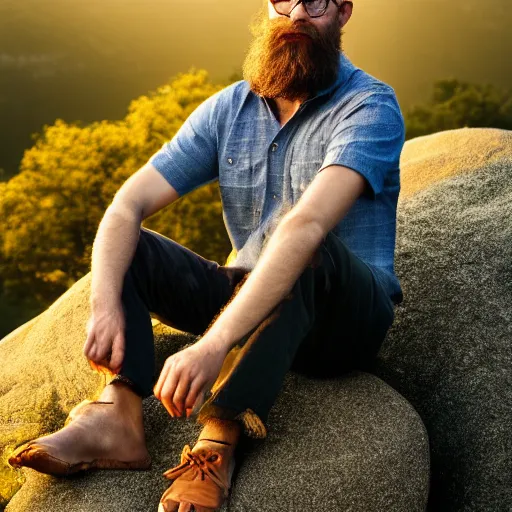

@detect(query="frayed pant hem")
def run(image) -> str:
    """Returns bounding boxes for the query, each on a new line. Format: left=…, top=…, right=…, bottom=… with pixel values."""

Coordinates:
left=197, top=404, right=267, bottom=440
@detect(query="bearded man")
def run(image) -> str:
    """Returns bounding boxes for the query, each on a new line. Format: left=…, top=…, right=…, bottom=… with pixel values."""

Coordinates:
left=9, top=1, right=405, bottom=511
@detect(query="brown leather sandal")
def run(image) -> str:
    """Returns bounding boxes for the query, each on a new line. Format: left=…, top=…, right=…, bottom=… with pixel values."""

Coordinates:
left=158, top=439, right=235, bottom=512
left=8, top=400, right=152, bottom=476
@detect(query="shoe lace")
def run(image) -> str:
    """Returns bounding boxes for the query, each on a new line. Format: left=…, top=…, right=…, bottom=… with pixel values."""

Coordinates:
left=163, top=440, right=232, bottom=497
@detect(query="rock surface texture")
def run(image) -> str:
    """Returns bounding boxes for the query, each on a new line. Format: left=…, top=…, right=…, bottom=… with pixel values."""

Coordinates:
left=4, top=372, right=429, bottom=512
left=376, top=128, right=512, bottom=510
left=2, top=127, right=511, bottom=511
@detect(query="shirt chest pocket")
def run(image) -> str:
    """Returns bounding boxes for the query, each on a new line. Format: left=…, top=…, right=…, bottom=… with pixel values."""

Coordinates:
left=218, top=146, right=263, bottom=239
left=288, top=140, right=327, bottom=202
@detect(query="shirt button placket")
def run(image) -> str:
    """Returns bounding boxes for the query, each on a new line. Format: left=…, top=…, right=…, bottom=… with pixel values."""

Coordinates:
left=267, top=141, right=281, bottom=205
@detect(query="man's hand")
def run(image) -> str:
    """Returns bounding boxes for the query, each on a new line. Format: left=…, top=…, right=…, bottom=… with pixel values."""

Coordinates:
left=83, top=302, right=126, bottom=375
left=153, top=340, right=228, bottom=418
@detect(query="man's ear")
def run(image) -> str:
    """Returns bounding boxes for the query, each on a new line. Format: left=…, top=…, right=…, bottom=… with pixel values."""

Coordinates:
left=339, top=1, right=353, bottom=28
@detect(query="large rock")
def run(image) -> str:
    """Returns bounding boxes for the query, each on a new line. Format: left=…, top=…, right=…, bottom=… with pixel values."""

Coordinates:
left=1, top=278, right=429, bottom=511
left=228, top=372, right=429, bottom=511
left=5, top=126, right=511, bottom=510
left=399, top=127, right=512, bottom=199
left=375, top=128, right=512, bottom=510
left=5, top=373, right=429, bottom=512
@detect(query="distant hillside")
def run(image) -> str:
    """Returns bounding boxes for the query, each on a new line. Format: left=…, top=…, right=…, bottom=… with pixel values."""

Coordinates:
left=0, top=0, right=510, bottom=179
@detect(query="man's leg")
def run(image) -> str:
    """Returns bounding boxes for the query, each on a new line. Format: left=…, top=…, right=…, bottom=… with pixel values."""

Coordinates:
left=9, top=228, right=245, bottom=475
left=198, top=231, right=395, bottom=437
left=159, top=232, right=395, bottom=511
left=112, top=227, right=245, bottom=398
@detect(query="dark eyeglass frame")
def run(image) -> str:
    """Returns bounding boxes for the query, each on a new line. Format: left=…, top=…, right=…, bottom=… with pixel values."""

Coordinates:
left=270, top=0, right=347, bottom=19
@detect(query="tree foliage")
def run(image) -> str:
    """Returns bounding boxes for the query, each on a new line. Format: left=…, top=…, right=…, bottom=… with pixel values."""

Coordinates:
left=0, top=70, right=231, bottom=313
left=404, top=79, right=512, bottom=139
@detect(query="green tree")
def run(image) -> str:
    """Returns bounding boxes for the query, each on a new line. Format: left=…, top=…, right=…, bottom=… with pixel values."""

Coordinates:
left=404, top=79, right=512, bottom=139
left=0, top=70, right=230, bottom=323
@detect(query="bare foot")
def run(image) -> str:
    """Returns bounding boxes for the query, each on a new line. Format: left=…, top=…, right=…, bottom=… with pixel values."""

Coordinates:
left=9, top=382, right=150, bottom=475
left=159, top=418, right=241, bottom=512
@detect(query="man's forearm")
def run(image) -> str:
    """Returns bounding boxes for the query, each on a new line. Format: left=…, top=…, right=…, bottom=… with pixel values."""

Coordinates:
left=200, top=165, right=366, bottom=354
left=201, top=213, right=324, bottom=352
left=90, top=204, right=142, bottom=308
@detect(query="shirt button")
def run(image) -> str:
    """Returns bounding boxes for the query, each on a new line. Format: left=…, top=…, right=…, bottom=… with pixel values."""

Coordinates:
left=271, top=143, right=278, bottom=152
left=227, top=158, right=233, bottom=165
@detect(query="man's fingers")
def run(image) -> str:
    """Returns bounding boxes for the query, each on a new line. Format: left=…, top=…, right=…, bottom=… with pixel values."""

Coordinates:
left=154, top=360, right=170, bottom=399
left=83, top=328, right=95, bottom=356
left=109, top=331, right=125, bottom=372
left=161, top=366, right=181, bottom=417
left=185, top=378, right=205, bottom=413
left=189, top=389, right=207, bottom=418
left=154, top=362, right=179, bottom=417
left=88, top=359, right=99, bottom=372
left=173, top=374, right=193, bottom=417
left=88, top=359, right=108, bottom=376
left=93, top=338, right=112, bottom=362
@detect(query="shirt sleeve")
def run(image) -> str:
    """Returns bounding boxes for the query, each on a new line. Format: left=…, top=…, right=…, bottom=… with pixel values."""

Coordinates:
left=147, top=93, right=220, bottom=197
left=319, top=92, right=405, bottom=199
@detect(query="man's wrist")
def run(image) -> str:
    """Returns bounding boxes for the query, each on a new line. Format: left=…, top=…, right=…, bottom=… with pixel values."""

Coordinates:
left=90, top=287, right=121, bottom=311
left=199, top=325, right=235, bottom=353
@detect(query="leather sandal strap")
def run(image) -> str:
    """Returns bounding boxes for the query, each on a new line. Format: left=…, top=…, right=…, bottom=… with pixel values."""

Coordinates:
left=197, top=438, right=232, bottom=446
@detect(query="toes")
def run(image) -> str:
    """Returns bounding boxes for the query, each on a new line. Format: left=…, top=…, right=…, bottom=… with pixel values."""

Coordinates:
left=178, top=503, right=192, bottom=512
left=8, top=443, right=37, bottom=468
left=7, top=444, right=70, bottom=476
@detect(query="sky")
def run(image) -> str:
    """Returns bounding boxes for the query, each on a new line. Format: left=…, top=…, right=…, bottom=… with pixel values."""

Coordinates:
left=0, top=0, right=510, bottom=179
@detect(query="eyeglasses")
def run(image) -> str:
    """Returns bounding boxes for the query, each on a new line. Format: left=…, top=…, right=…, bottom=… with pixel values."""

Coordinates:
left=270, top=0, right=343, bottom=18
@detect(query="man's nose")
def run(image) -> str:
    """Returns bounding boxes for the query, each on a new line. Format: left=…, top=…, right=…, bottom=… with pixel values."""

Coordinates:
left=289, top=0, right=310, bottom=22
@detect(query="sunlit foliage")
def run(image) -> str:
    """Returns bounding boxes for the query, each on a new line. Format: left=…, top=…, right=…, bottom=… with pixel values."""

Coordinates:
left=404, top=79, right=512, bottom=139
left=0, top=70, right=231, bottom=318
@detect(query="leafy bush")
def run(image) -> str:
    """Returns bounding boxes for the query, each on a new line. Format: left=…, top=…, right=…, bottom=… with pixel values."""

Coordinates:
left=404, top=79, right=512, bottom=139
left=0, top=70, right=231, bottom=316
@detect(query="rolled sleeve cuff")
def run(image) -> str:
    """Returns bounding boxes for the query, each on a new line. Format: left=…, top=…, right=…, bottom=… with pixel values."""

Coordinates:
left=320, top=148, right=385, bottom=199
left=148, top=149, right=190, bottom=197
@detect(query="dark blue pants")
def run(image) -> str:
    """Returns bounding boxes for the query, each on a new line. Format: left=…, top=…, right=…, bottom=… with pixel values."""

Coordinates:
left=115, top=228, right=395, bottom=437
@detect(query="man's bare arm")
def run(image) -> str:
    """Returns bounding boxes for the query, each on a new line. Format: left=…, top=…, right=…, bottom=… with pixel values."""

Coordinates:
left=84, top=164, right=179, bottom=372
left=201, top=164, right=366, bottom=354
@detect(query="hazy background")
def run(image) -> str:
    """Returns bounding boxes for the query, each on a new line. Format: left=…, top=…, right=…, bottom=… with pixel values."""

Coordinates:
left=0, top=0, right=510, bottom=180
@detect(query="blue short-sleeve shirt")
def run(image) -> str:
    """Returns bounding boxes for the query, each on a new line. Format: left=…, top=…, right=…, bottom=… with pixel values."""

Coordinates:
left=148, top=53, right=405, bottom=303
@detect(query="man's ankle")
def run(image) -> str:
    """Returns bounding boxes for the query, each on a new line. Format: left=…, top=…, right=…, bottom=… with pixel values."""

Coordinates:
left=99, top=380, right=143, bottom=409
left=109, top=375, right=146, bottom=398
left=198, top=417, right=242, bottom=447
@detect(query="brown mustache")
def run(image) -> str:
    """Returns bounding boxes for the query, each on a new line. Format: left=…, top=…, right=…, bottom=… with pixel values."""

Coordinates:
left=265, top=18, right=321, bottom=42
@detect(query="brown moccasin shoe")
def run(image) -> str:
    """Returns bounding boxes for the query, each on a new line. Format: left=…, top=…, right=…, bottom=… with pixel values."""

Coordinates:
left=158, top=439, right=236, bottom=512
left=8, top=400, right=151, bottom=476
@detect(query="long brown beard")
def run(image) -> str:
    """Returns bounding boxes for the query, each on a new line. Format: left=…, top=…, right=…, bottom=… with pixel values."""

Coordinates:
left=243, top=14, right=342, bottom=101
